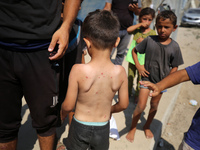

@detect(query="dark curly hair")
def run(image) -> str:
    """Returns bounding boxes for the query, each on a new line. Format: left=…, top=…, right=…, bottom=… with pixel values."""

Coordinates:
left=82, top=9, right=120, bottom=49
left=139, top=7, right=155, bottom=21
left=156, top=10, right=177, bottom=27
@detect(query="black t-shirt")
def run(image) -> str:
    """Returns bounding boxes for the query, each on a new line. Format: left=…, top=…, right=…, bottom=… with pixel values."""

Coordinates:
left=136, top=36, right=184, bottom=83
left=0, top=0, right=62, bottom=44
left=111, top=0, right=141, bottom=30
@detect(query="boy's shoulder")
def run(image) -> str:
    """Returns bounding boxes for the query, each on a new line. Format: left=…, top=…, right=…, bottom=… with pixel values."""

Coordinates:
left=151, top=37, right=180, bottom=49
left=112, top=65, right=127, bottom=78
left=149, top=35, right=158, bottom=39
left=141, top=35, right=158, bottom=43
left=71, top=64, right=86, bottom=74
left=114, top=64, right=126, bottom=73
left=170, top=38, right=180, bottom=48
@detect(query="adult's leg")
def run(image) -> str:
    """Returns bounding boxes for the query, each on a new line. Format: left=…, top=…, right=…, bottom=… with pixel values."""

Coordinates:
left=143, top=93, right=162, bottom=139
left=16, top=50, right=60, bottom=150
left=0, top=140, right=17, bottom=150
left=38, top=134, right=56, bottom=150
left=0, top=48, right=23, bottom=150
left=126, top=88, right=150, bottom=142
left=114, top=30, right=132, bottom=65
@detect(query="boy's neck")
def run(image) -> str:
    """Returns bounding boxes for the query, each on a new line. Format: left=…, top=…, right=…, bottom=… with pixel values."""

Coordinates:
left=158, top=37, right=172, bottom=45
left=89, top=47, right=112, bottom=64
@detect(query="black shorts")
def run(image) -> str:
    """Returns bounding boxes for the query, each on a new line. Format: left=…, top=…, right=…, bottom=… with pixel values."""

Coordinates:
left=66, top=117, right=109, bottom=150
left=0, top=47, right=60, bottom=142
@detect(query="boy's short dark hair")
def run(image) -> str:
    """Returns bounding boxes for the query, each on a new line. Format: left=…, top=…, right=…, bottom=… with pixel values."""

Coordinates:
left=82, top=9, right=120, bottom=49
left=156, top=10, right=177, bottom=26
left=139, top=7, right=155, bottom=20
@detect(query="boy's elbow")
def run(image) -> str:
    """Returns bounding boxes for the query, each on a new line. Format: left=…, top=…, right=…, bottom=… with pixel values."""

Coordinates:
left=122, top=101, right=129, bottom=110
left=127, top=29, right=131, bottom=33
left=61, top=103, right=74, bottom=112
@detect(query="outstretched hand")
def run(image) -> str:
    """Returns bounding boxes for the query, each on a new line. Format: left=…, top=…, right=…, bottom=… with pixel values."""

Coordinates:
left=139, top=81, right=161, bottom=97
left=48, top=27, right=69, bottom=60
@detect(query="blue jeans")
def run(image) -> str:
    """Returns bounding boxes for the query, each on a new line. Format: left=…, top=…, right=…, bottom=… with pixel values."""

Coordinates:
left=111, top=30, right=132, bottom=65
left=66, top=117, right=110, bottom=150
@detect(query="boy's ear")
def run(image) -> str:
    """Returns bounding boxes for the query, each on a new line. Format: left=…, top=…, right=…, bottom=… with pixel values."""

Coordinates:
left=114, top=37, right=120, bottom=48
left=83, top=38, right=91, bottom=48
left=173, top=25, right=178, bottom=32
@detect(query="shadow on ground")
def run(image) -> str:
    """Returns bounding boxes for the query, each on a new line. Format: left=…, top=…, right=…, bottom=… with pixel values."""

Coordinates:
left=17, top=104, right=37, bottom=150
left=156, top=138, right=175, bottom=150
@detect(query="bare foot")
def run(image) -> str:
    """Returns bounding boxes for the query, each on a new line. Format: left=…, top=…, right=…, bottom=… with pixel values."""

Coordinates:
left=143, top=128, right=154, bottom=139
left=56, top=141, right=66, bottom=150
left=126, top=128, right=136, bottom=143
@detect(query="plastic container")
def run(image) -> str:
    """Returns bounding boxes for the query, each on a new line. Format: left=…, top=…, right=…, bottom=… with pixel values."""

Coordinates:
left=189, top=100, right=198, bottom=106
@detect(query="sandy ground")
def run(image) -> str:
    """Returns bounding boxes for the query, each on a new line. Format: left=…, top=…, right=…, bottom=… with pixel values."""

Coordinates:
left=16, top=27, right=200, bottom=150
left=156, top=26, right=200, bottom=150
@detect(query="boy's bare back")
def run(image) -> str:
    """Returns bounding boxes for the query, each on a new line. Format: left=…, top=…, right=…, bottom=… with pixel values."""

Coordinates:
left=61, top=9, right=128, bottom=125
left=68, top=59, right=128, bottom=122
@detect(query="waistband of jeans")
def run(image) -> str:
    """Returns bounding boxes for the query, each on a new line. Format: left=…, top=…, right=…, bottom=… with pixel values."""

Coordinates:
left=72, top=117, right=109, bottom=130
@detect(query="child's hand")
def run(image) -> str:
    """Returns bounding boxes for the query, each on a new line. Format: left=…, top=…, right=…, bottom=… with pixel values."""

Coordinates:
left=141, top=22, right=149, bottom=28
left=136, top=37, right=144, bottom=44
left=138, top=65, right=149, bottom=77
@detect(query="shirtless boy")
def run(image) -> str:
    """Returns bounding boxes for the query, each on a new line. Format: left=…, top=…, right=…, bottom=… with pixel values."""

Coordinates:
left=61, top=9, right=129, bottom=150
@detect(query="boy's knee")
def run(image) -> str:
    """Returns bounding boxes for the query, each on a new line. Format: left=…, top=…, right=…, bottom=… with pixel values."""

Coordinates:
left=136, top=104, right=146, bottom=113
left=150, top=102, right=159, bottom=110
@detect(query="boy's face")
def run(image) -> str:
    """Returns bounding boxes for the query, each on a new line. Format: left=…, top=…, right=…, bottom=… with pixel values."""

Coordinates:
left=156, top=18, right=177, bottom=41
left=139, top=15, right=153, bottom=28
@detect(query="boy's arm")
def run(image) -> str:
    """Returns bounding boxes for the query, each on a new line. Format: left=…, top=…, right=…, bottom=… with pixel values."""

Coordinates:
left=127, top=24, right=141, bottom=33
left=127, top=23, right=149, bottom=34
left=132, top=47, right=149, bottom=77
left=111, top=68, right=129, bottom=113
left=48, top=0, right=81, bottom=60
left=170, top=67, right=178, bottom=74
left=61, top=65, right=79, bottom=120
left=136, top=38, right=144, bottom=44
left=140, top=69, right=190, bottom=97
